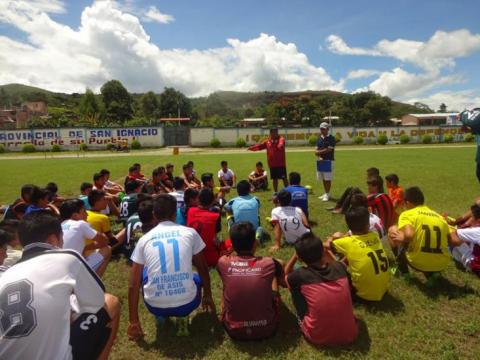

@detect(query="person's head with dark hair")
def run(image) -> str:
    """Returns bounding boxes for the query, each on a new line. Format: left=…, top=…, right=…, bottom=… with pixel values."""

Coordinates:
left=88, top=189, right=107, bottom=210
left=0, top=219, right=20, bottom=247
left=366, top=175, right=384, bottom=194
left=404, top=187, right=424, bottom=208
left=237, top=180, right=251, bottom=196
left=345, top=206, right=370, bottom=234
left=18, top=211, right=63, bottom=247
left=294, top=232, right=324, bottom=265
left=471, top=204, right=480, bottom=220
left=59, top=199, right=86, bottom=222
left=256, top=161, right=263, bottom=168
left=99, top=169, right=111, bottom=181
left=133, top=163, right=141, bottom=170
left=125, top=181, right=142, bottom=194
left=153, top=194, right=177, bottom=222
left=173, top=177, right=185, bottom=191
left=221, top=160, right=228, bottom=169
left=30, top=187, right=50, bottom=208
left=166, top=163, right=174, bottom=173
left=385, top=173, right=399, bottom=188
left=277, top=190, right=292, bottom=207
left=182, top=164, right=191, bottom=174
left=289, top=172, right=301, bottom=185
left=184, top=188, right=199, bottom=208
left=230, top=222, right=256, bottom=255
left=93, top=173, right=105, bottom=188
left=128, top=165, right=138, bottom=175
left=80, top=182, right=93, bottom=195
left=198, top=188, right=215, bottom=208
left=138, top=199, right=156, bottom=231
left=21, top=184, right=36, bottom=203
left=269, top=128, right=279, bottom=140
left=45, top=182, right=58, bottom=194
left=157, top=166, right=166, bottom=175
left=187, top=161, right=194, bottom=167
left=151, top=168, right=160, bottom=182
left=366, top=167, right=380, bottom=178
left=201, top=173, right=214, bottom=187
left=349, top=192, right=368, bottom=209
left=0, top=229, right=9, bottom=265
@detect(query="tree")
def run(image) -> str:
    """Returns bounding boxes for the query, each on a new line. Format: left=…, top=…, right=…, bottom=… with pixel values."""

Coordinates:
left=365, top=96, right=392, bottom=126
left=79, top=89, right=99, bottom=119
left=0, top=88, right=10, bottom=107
left=100, top=80, right=133, bottom=123
left=159, top=87, right=191, bottom=118
left=140, top=91, right=159, bottom=119
left=413, top=102, right=434, bottom=113
left=439, top=103, right=447, bottom=113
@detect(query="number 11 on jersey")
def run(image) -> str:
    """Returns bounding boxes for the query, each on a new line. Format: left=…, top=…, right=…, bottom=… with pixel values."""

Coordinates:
left=153, top=239, right=180, bottom=273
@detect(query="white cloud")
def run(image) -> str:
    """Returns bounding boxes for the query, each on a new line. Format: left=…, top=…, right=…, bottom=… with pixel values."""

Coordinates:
left=143, top=6, right=174, bottom=24
left=328, top=29, right=480, bottom=99
left=408, top=90, right=480, bottom=112
left=0, top=0, right=340, bottom=96
left=345, top=69, right=382, bottom=80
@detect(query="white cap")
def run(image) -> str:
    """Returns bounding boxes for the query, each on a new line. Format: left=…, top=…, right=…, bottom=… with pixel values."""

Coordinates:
left=320, top=122, right=330, bottom=129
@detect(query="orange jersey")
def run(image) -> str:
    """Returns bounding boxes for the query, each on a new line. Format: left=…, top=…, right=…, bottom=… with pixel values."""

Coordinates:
left=388, top=186, right=404, bottom=211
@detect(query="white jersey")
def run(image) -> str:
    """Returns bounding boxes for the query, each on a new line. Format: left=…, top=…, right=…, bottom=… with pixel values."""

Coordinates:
left=453, top=227, right=480, bottom=265
left=131, top=221, right=205, bottom=308
left=62, top=219, right=97, bottom=254
left=0, top=243, right=105, bottom=360
left=218, top=168, right=235, bottom=181
left=271, top=206, right=309, bottom=244
left=369, top=213, right=385, bottom=239
left=170, top=191, right=185, bottom=209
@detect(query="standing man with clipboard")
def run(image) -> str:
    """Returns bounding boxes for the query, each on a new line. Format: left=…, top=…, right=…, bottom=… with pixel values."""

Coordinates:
left=315, top=122, right=335, bottom=201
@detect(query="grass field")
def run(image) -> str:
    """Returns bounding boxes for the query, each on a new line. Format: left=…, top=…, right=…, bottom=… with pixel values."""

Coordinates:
left=2, top=145, right=480, bottom=359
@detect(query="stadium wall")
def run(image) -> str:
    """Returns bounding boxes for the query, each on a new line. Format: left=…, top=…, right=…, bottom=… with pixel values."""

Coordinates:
left=0, top=125, right=467, bottom=151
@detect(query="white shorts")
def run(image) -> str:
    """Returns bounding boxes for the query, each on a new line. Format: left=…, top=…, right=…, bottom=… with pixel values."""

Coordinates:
left=451, top=244, right=473, bottom=271
left=317, top=161, right=334, bottom=181
left=85, top=252, right=105, bottom=271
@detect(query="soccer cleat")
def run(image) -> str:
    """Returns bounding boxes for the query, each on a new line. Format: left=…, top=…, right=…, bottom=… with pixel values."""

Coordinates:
left=318, top=193, right=327, bottom=200
left=426, top=272, right=442, bottom=288
left=175, top=316, right=190, bottom=337
left=321, top=193, right=330, bottom=202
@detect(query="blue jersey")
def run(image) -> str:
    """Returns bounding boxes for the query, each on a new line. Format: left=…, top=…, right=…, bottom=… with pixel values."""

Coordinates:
left=225, top=195, right=260, bottom=229
left=284, top=185, right=309, bottom=217
left=316, top=135, right=335, bottom=161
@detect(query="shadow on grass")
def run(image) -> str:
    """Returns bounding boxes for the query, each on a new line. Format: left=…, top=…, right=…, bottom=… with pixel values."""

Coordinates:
left=320, top=318, right=371, bottom=356
left=231, top=302, right=301, bottom=357
left=138, top=312, right=225, bottom=358
left=354, top=292, right=405, bottom=315
left=409, top=274, right=477, bottom=299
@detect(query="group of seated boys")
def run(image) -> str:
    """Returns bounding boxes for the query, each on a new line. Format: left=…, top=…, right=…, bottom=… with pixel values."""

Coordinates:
left=1, top=161, right=479, bottom=358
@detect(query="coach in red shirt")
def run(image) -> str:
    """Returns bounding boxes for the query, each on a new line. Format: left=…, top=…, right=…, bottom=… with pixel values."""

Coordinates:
left=248, top=128, right=288, bottom=192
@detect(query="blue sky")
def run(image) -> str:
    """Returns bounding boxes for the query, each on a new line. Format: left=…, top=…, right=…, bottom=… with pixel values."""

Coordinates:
left=0, top=0, right=479, bottom=109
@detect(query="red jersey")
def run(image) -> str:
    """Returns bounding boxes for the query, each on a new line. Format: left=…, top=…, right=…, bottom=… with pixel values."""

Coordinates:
left=217, top=255, right=282, bottom=340
left=286, top=262, right=358, bottom=346
left=367, top=193, right=397, bottom=229
left=249, top=137, right=286, bottom=168
left=187, top=207, right=223, bottom=267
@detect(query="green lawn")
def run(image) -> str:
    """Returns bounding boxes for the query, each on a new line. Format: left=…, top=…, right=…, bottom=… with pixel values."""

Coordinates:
left=2, top=146, right=480, bottom=359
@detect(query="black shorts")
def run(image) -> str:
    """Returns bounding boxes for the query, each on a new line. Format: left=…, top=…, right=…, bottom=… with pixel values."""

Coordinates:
left=270, top=167, right=287, bottom=180
left=70, top=307, right=111, bottom=360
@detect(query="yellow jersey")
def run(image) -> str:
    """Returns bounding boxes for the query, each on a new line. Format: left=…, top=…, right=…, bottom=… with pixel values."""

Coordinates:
left=398, top=205, right=451, bottom=272
left=85, top=210, right=111, bottom=256
left=333, top=232, right=390, bottom=301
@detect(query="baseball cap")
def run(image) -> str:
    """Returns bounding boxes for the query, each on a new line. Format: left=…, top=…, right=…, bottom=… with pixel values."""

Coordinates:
left=320, top=122, right=330, bottom=129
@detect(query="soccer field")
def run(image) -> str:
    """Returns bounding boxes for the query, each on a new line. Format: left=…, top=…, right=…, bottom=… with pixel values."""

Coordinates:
left=2, top=145, right=480, bottom=359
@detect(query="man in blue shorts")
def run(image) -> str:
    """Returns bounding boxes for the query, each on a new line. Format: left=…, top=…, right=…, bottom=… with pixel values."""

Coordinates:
left=127, top=194, right=215, bottom=339
left=315, top=122, right=335, bottom=202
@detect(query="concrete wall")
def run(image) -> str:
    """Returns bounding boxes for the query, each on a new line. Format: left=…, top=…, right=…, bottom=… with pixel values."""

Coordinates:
left=0, top=125, right=468, bottom=151
left=0, top=127, right=164, bottom=150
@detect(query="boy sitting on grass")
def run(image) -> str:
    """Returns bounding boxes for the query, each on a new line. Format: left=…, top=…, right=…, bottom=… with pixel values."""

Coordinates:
left=283, top=172, right=309, bottom=218
left=201, top=172, right=230, bottom=209
left=385, top=173, right=404, bottom=214
left=285, top=232, right=358, bottom=347
left=87, top=190, right=126, bottom=253
left=187, top=188, right=226, bottom=267
left=248, top=161, right=268, bottom=192
left=60, top=199, right=111, bottom=277
left=325, top=206, right=390, bottom=301
left=388, top=187, right=456, bottom=286
left=218, top=160, right=237, bottom=187
left=270, top=190, right=310, bottom=252
left=217, top=222, right=285, bottom=340
left=450, top=203, right=480, bottom=276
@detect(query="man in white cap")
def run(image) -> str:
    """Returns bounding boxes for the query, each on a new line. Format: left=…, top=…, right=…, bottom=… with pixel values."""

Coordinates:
left=315, top=122, right=335, bottom=201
